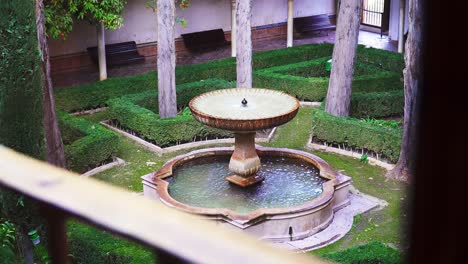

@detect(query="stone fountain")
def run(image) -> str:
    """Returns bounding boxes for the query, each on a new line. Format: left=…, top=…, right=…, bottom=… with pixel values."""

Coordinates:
left=189, top=88, right=300, bottom=187
left=142, top=88, right=351, bottom=242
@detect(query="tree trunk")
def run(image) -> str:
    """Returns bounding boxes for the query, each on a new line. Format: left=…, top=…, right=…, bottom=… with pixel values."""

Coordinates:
left=97, top=22, right=108, bottom=81
left=324, top=0, right=362, bottom=117
left=157, top=0, right=178, bottom=118
left=398, top=0, right=406, bottom=53
left=236, top=0, right=253, bottom=88
left=35, top=0, right=66, bottom=168
left=386, top=0, right=424, bottom=182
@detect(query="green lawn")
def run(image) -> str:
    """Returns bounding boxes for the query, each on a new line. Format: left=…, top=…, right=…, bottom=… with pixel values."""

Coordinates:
left=70, top=107, right=406, bottom=263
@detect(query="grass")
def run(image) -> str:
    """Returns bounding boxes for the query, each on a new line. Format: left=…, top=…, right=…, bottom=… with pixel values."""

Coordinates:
left=311, top=151, right=408, bottom=255
left=320, top=241, right=402, bottom=264
left=79, top=111, right=110, bottom=123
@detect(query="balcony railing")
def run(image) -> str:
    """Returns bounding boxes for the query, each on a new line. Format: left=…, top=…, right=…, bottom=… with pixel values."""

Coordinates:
left=0, top=146, right=325, bottom=263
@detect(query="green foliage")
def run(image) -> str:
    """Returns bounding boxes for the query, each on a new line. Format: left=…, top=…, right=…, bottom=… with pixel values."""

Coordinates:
left=320, top=241, right=401, bottom=264
left=45, top=0, right=127, bottom=39
left=175, top=42, right=334, bottom=85
left=311, top=109, right=402, bottom=163
left=0, top=221, right=16, bottom=254
left=350, top=90, right=404, bottom=118
left=54, top=43, right=334, bottom=112
left=44, top=0, right=74, bottom=39
left=361, top=118, right=402, bottom=129
left=68, top=221, right=155, bottom=263
left=146, top=0, right=191, bottom=27
left=255, top=57, right=402, bottom=102
left=133, top=78, right=235, bottom=112
left=357, top=45, right=405, bottom=74
left=57, top=112, right=119, bottom=172
left=0, top=0, right=45, bottom=159
left=55, top=72, right=157, bottom=112
left=0, top=3, right=49, bottom=262
left=107, top=99, right=231, bottom=148
left=106, top=79, right=233, bottom=147
left=33, top=243, right=51, bottom=264
left=360, top=154, right=369, bottom=163
left=54, top=43, right=402, bottom=113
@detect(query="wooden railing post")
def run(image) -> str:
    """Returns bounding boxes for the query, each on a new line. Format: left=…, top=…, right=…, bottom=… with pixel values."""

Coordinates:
left=40, top=204, right=69, bottom=264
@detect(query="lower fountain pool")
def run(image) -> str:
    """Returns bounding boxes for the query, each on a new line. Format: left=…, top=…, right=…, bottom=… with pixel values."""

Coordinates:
left=167, top=156, right=326, bottom=214
left=142, top=147, right=351, bottom=242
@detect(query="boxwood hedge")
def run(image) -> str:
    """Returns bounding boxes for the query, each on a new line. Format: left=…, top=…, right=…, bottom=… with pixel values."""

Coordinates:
left=58, top=112, right=119, bottom=173
left=107, top=100, right=232, bottom=148
left=254, top=57, right=402, bottom=102
left=121, top=78, right=235, bottom=113
left=356, top=45, right=405, bottom=74
left=55, top=43, right=334, bottom=112
left=106, top=79, right=233, bottom=147
left=350, top=90, right=404, bottom=118
left=311, top=108, right=402, bottom=163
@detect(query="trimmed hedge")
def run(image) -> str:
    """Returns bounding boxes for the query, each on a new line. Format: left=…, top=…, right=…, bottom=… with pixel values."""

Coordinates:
left=55, top=73, right=157, bottom=112
left=107, top=100, right=232, bottom=148
left=357, top=45, right=405, bottom=74
left=122, top=78, right=235, bottom=113
left=320, top=241, right=401, bottom=264
left=255, top=57, right=402, bottom=102
left=311, top=109, right=402, bottom=163
left=106, top=79, right=233, bottom=147
left=55, top=43, right=403, bottom=113
left=350, top=90, right=404, bottom=118
left=55, top=44, right=334, bottom=112
left=58, top=112, right=119, bottom=173
left=0, top=0, right=45, bottom=159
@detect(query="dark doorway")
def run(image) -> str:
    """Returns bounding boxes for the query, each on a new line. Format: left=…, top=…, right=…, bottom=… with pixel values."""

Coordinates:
left=361, top=0, right=390, bottom=36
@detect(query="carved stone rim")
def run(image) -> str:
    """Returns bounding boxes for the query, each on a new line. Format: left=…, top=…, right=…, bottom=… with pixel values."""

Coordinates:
left=188, top=88, right=300, bottom=131
left=150, top=146, right=351, bottom=225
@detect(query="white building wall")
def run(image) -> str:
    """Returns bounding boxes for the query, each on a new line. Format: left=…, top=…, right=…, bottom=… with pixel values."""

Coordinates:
left=49, top=0, right=335, bottom=57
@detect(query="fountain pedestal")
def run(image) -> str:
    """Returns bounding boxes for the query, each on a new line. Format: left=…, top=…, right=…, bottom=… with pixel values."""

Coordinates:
left=189, top=88, right=300, bottom=187
left=226, top=132, right=263, bottom=187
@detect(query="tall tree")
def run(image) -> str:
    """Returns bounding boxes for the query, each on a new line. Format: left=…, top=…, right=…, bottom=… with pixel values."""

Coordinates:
left=386, top=0, right=424, bottom=182
left=45, top=0, right=127, bottom=81
left=36, top=0, right=66, bottom=168
left=324, top=0, right=362, bottom=116
left=147, top=0, right=190, bottom=118
left=157, top=0, right=178, bottom=118
left=236, top=0, right=253, bottom=88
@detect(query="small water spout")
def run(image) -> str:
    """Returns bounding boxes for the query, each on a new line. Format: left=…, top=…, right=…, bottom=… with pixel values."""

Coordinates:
left=241, top=98, right=248, bottom=106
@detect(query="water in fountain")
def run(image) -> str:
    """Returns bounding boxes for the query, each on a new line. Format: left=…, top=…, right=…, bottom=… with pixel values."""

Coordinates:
left=166, top=155, right=326, bottom=214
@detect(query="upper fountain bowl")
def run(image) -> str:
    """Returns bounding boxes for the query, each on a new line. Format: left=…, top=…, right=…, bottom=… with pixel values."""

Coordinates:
left=189, top=88, right=300, bottom=131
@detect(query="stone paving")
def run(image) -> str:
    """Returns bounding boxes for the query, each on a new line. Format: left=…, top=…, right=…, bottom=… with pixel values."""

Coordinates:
left=52, top=29, right=397, bottom=88
left=271, top=185, right=388, bottom=252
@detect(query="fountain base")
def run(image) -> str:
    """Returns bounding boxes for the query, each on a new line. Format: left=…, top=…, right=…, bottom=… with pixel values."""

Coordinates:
left=228, top=132, right=262, bottom=187
left=225, top=174, right=265, bottom=187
